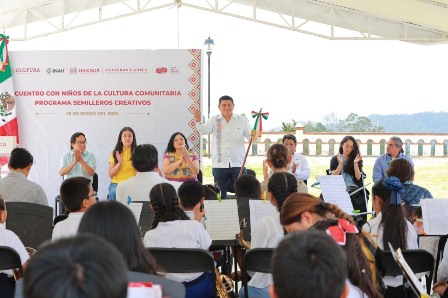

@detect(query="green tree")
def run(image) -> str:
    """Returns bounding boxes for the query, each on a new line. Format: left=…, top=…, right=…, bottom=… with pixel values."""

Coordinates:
left=322, top=112, right=339, bottom=132
left=281, top=119, right=297, bottom=132
left=304, top=121, right=327, bottom=132
left=338, top=113, right=384, bottom=132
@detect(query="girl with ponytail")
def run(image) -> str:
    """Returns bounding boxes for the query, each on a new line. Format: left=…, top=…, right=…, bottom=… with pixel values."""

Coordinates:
left=143, top=183, right=213, bottom=298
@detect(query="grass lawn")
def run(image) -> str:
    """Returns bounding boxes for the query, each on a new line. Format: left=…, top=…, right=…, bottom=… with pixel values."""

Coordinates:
left=201, top=156, right=448, bottom=199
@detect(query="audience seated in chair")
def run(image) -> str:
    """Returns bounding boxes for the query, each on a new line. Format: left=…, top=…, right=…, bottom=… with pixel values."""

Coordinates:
left=385, top=158, right=432, bottom=216
left=270, top=230, right=349, bottom=298
left=234, top=174, right=262, bottom=199
left=23, top=234, right=128, bottom=298
left=178, top=180, right=206, bottom=226
left=312, top=219, right=383, bottom=298
left=52, top=177, right=96, bottom=241
left=143, top=183, right=213, bottom=298
left=362, top=177, right=418, bottom=298
left=0, top=148, right=47, bottom=206
left=239, top=172, right=298, bottom=298
left=0, top=196, right=29, bottom=298
left=78, top=201, right=158, bottom=274
left=116, top=144, right=181, bottom=204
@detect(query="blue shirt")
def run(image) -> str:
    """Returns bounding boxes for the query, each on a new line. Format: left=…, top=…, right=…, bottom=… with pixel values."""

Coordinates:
left=59, top=150, right=96, bottom=181
left=372, top=152, right=414, bottom=183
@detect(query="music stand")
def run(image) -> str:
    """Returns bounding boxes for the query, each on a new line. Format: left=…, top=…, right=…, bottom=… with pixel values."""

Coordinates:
left=387, top=243, right=431, bottom=298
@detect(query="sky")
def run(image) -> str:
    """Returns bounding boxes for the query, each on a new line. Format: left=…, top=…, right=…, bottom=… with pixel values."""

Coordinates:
left=7, top=4, right=448, bottom=130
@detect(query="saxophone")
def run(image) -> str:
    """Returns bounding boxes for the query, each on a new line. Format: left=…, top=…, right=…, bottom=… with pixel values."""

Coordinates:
left=238, top=218, right=251, bottom=250
left=215, top=267, right=237, bottom=298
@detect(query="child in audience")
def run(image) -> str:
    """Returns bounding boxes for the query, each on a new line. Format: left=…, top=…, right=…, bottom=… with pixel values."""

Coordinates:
left=78, top=201, right=158, bottom=274
left=144, top=183, right=212, bottom=298
left=52, top=177, right=96, bottom=241
left=240, top=172, right=297, bottom=298
left=280, top=193, right=384, bottom=294
left=270, top=230, right=349, bottom=298
left=234, top=174, right=262, bottom=199
left=0, top=196, right=29, bottom=298
left=24, top=234, right=128, bottom=298
left=313, top=219, right=383, bottom=298
left=178, top=180, right=205, bottom=225
left=362, top=177, right=418, bottom=298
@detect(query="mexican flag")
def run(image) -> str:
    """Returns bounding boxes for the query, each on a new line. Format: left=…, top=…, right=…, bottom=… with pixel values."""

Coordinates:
left=0, top=34, right=19, bottom=143
left=251, top=109, right=269, bottom=141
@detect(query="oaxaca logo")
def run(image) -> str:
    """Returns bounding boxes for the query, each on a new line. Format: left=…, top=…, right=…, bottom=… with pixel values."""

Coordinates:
left=70, top=67, right=77, bottom=74
left=46, top=68, right=65, bottom=74
left=0, top=91, right=15, bottom=122
left=156, top=67, right=167, bottom=74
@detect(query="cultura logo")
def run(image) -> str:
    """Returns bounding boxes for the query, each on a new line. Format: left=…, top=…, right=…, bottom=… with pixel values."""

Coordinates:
left=156, top=67, right=167, bottom=74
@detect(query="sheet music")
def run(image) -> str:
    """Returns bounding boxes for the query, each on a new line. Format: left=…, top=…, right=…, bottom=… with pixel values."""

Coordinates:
left=317, top=175, right=354, bottom=214
left=249, top=200, right=277, bottom=235
left=204, top=200, right=240, bottom=241
left=420, top=199, right=448, bottom=235
left=127, top=202, right=143, bottom=223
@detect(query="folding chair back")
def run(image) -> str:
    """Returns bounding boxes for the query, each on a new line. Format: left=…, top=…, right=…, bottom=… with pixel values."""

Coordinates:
left=434, top=234, right=448, bottom=282
left=381, top=249, right=434, bottom=294
left=242, top=248, right=273, bottom=298
left=130, top=201, right=154, bottom=237
left=147, top=248, right=216, bottom=297
left=0, top=246, right=23, bottom=278
left=128, top=271, right=185, bottom=298
left=5, top=202, right=53, bottom=249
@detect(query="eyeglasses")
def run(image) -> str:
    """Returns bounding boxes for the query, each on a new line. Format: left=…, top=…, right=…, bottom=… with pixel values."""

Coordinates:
left=75, top=141, right=87, bottom=145
left=89, top=191, right=97, bottom=198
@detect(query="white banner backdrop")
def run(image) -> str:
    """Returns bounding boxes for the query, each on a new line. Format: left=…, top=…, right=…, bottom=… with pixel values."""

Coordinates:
left=10, top=49, right=202, bottom=204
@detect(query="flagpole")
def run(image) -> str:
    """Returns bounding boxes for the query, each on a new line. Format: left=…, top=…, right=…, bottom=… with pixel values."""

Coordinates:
left=239, top=108, right=262, bottom=178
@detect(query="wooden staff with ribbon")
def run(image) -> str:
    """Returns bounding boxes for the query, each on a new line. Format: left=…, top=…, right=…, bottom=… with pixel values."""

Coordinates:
left=238, top=108, right=269, bottom=178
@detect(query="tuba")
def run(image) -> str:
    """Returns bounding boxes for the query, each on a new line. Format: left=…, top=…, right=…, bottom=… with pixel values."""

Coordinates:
left=238, top=218, right=251, bottom=250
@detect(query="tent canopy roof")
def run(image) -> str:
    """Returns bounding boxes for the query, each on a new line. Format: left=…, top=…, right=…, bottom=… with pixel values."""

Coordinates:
left=1, top=0, right=447, bottom=44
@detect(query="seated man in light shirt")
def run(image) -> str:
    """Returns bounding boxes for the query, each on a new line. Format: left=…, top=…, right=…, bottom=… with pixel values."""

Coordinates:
left=282, top=134, right=310, bottom=193
left=59, top=132, right=96, bottom=182
left=116, top=144, right=181, bottom=204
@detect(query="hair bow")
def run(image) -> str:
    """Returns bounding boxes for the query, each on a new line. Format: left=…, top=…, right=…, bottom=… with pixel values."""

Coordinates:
left=326, top=218, right=359, bottom=246
left=382, top=176, right=405, bottom=206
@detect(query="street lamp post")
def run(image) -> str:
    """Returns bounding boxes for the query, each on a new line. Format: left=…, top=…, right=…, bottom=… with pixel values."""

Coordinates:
left=204, top=36, right=214, bottom=157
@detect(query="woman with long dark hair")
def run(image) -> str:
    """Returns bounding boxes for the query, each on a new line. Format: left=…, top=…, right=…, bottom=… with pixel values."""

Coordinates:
left=330, top=136, right=367, bottom=217
left=362, top=176, right=418, bottom=298
left=162, top=132, right=199, bottom=182
left=107, top=127, right=137, bottom=199
left=78, top=201, right=157, bottom=275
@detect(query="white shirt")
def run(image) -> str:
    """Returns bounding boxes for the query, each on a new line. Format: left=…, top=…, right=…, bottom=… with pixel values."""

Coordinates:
left=52, top=212, right=84, bottom=241
left=116, top=172, right=182, bottom=204
left=362, top=212, right=418, bottom=287
left=0, top=224, right=29, bottom=276
left=346, top=279, right=365, bottom=298
left=184, top=210, right=206, bottom=228
left=438, top=241, right=448, bottom=282
left=143, top=220, right=212, bottom=282
left=196, top=113, right=251, bottom=168
left=249, top=212, right=284, bottom=288
left=288, top=151, right=310, bottom=181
